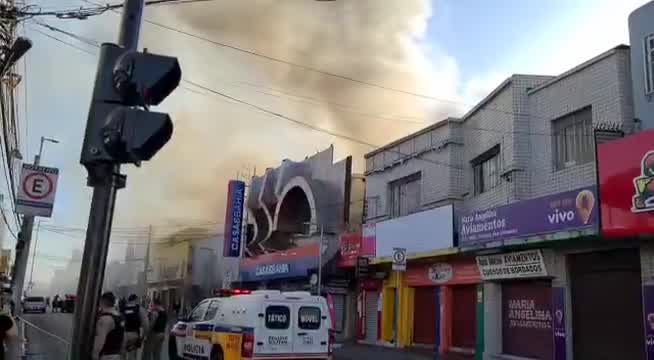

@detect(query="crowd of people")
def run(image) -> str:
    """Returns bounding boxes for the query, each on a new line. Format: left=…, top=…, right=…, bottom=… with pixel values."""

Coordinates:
left=93, top=292, right=169, bottom=360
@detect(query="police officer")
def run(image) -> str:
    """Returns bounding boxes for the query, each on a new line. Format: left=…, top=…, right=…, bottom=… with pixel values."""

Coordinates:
left=122, top=294, right=149, bottom=360
left=92, top=292, right=124, bottom=360
left=143, top=298, right=167, bottom=360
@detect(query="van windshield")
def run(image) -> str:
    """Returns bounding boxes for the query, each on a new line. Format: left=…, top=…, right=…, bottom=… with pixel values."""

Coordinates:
left=25, top=297, right=44, bottom=302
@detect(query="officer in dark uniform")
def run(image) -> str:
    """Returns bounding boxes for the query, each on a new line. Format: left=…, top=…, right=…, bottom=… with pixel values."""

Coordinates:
left=122, top=294, right=149, bottom=360
left=143, top=298, right=168, bottom=360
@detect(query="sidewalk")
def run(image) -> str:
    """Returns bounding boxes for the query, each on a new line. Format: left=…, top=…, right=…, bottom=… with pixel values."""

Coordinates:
left=334, top=343, right=473, bottom=360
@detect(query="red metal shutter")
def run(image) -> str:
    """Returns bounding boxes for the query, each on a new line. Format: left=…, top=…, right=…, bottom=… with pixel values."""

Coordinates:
left=451, top=284, right=477, bottom=349
left=413, top=287, right=437, bottom=345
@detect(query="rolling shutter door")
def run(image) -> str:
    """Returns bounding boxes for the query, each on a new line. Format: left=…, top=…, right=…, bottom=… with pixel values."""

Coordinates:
left=365, top=291, right=379, bottom=342
left=332, top=294, right=346, bottom=341
left=412, top=287, right=437, bottom=345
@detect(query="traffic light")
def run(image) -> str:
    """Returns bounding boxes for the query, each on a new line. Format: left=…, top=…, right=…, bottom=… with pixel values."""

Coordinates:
left=80, top=43, right=181, bottom=174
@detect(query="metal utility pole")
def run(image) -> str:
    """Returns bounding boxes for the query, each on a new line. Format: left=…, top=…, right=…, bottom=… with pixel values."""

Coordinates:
left=317, top=224, right=323, bottom=296
left=13, top=136, right=58, bottom=313
left=142, top=224, right=152, bottom=299
left=70, top=1, right=144, bottom=358
left=27, top=220, right=40, bottom=292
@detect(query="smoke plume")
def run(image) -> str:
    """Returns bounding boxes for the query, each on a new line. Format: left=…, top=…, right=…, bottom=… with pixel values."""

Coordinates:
left=110, top=0, right=462, bottom=229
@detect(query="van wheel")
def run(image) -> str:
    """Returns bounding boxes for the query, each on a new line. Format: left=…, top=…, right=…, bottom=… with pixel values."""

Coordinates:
left=211, top=347, right=224, bottom=360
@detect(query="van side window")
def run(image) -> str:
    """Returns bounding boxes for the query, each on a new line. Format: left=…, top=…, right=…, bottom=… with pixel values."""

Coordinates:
left=204, top=300, right=220, bottom=321
left=265, top=306, right=290, bottom=329
left=298, top=306, right=321, bottom=330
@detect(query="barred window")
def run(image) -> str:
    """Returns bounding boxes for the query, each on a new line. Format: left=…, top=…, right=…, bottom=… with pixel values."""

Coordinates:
left=645, top=34, right=654, bottom=95
left=472, top=145, right=500, bottom=195
left=389, top=173, right=421, bottom=218
left=552, top=107, right=593, bottom=170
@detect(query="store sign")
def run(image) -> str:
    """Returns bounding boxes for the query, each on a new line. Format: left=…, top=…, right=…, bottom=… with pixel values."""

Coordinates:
left=552, top=287, right=566, bottom=360
left=405, top=258, right=480, bottom=287
left=239, top=242, right=319, bottom=281
left=476, top=250, right=548, bottom=280
left=376, top=205, right=453, bottom=257
left=643, top=283, right=654, bottom=360
left=597, top=129, right=654, bottom=237
left=223, top=180, right=245, bottom=257
left=459, top=187, right=598, bottom=247
left=337, top=231, right=375, bottom=268
left=356, top=257, right=370, bottom=278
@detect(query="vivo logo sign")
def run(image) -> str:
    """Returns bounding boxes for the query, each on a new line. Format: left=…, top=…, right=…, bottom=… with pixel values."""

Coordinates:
left=547, top=209, right=575, bottom=224
left=223, top=180, right=245, bottom=257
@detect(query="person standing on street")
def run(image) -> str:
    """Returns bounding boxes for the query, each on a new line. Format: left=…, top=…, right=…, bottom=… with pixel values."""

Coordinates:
left=143, top=298, right=167, bottom=360
left=92, top=292, right=124, bottom=360
left=122, top=294, right=149, bottom=360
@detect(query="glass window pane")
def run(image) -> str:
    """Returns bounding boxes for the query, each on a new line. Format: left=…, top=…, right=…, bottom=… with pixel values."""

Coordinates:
left=266, top=306, right=290, bottom=329
left=298, top=307, right=321, bottom=330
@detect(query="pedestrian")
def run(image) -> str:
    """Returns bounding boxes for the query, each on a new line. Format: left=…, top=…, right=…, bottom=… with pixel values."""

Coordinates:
left=45, top=297, right=50, bottom=311
left=52, top=294, right=60, bottom=313
left=0, top=308, right=18, bottom=359
left=122, top=294, right=149, bottom=360
left=92, top=292, right=124, bottom=360
left=142, top=298, right=167, bottom=360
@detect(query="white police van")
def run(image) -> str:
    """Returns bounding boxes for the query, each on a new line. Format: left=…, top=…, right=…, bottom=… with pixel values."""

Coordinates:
left=169, top=290, right=333, bottom=360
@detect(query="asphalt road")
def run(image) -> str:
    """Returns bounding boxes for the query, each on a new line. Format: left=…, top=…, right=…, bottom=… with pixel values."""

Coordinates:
left=18, top=312, right=442, bottom=360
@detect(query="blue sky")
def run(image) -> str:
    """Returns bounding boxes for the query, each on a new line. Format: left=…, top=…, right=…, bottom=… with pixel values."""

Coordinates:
left=9, top=0, right=650, bottom=293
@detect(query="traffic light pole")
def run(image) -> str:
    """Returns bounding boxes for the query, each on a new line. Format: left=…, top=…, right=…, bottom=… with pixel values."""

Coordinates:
left=70, top=0, right=144, bottom=358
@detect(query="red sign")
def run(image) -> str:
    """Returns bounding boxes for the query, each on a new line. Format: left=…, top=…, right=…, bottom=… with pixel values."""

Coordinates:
left=337, top=230, right=375, bottom=268
left=598, top=129, right=654, bottom=237
left=405, top=258, right=480, bottom=287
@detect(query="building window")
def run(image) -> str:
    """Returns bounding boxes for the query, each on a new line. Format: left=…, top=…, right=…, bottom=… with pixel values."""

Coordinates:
left=472, top=145, right=500, bottom=195
left=389, top=173, right=421, bottom=218
left=552, top=107, right=593, bottom=170
left=645, top=34, right=654, bottom=95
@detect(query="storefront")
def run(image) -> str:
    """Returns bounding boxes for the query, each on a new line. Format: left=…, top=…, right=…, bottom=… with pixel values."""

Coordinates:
left=405, top=257, right=480, bottom=355
left=477, top=249, right=555, bottom=360
left=357, top=278, right=383, bottom=344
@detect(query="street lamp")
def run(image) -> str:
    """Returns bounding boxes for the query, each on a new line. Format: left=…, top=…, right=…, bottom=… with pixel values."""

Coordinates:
left=35, top=136, right=60, bottom=165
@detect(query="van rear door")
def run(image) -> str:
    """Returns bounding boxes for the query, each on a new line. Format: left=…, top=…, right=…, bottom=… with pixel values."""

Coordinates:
left=256, top=302, right=294, bottom=356
left=292, top=303, right=329, bottom=355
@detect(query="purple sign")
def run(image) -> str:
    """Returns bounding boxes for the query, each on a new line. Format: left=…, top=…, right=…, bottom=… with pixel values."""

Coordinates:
left=643, top=284, right=654, bottom=360
left=552, top=287, right=566, bottom=360
left=223, top=180, right=245, bottom=257
left=459, top=186, right=598, bottom=246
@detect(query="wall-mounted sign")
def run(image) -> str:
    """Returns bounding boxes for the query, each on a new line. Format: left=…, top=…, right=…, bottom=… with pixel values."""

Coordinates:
left=597, top=129, right=654, bottom=237
left=376, top=205, right=453, bottom=257
left=392, top=247, right=406, bottom=271
left=476, top=250, right=548, bottom=281
left=405, top=258, right=480, bottom=287
left=459, top=187, right=597, bottom=247
left=239, top=243, right=319, bottom=282
left=223, top=180, right=245, bottom=257
left=356, top=257, right=370, bottom=278
left=15, top=164, right=59, bottom=217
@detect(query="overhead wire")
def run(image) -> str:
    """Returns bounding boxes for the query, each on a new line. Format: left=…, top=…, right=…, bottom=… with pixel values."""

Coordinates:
left=31, top=23, right=603, bottom=177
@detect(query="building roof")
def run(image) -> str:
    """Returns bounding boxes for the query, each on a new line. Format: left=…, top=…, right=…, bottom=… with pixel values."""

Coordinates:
left=527, top=44, right=630, bottom=95
left=364, top=117, right=461, bottom=159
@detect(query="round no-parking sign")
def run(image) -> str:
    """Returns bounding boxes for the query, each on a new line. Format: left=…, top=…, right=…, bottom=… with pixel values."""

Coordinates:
left=392, top=247, right=407, bottom=271
left=15, top=164, right=59, bottom=217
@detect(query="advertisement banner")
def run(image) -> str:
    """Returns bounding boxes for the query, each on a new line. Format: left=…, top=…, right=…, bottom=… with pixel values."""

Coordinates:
left=337, top=231, right=374, bottom=268
left=223, top=180, right=245, bottom=257
left=643, top=283, right=654, bottom=360
left=459, top=187, right=597, bottom=247
left=362, top=223, right=376, bottom=256
left=597, top=129, right=654, bottom=237
left=239, top=243, right=319, bottom=281
left=476, top=250, right=548, bottom=281
left=405, top=258, right=480, bottom=287
left=552, top=287, right=566, bottom=360
left=502, top=282, right=553, bottom=359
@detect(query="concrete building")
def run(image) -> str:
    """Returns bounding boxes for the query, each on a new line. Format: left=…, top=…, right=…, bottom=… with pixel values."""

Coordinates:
left=629, top=0, right=654, bottom=128
left=360, top=45, right=640, bottom=360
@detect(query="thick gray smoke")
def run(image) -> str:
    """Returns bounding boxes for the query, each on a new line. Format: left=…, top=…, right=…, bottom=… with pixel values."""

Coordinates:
left=109, top=0, right=462, bottom=229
